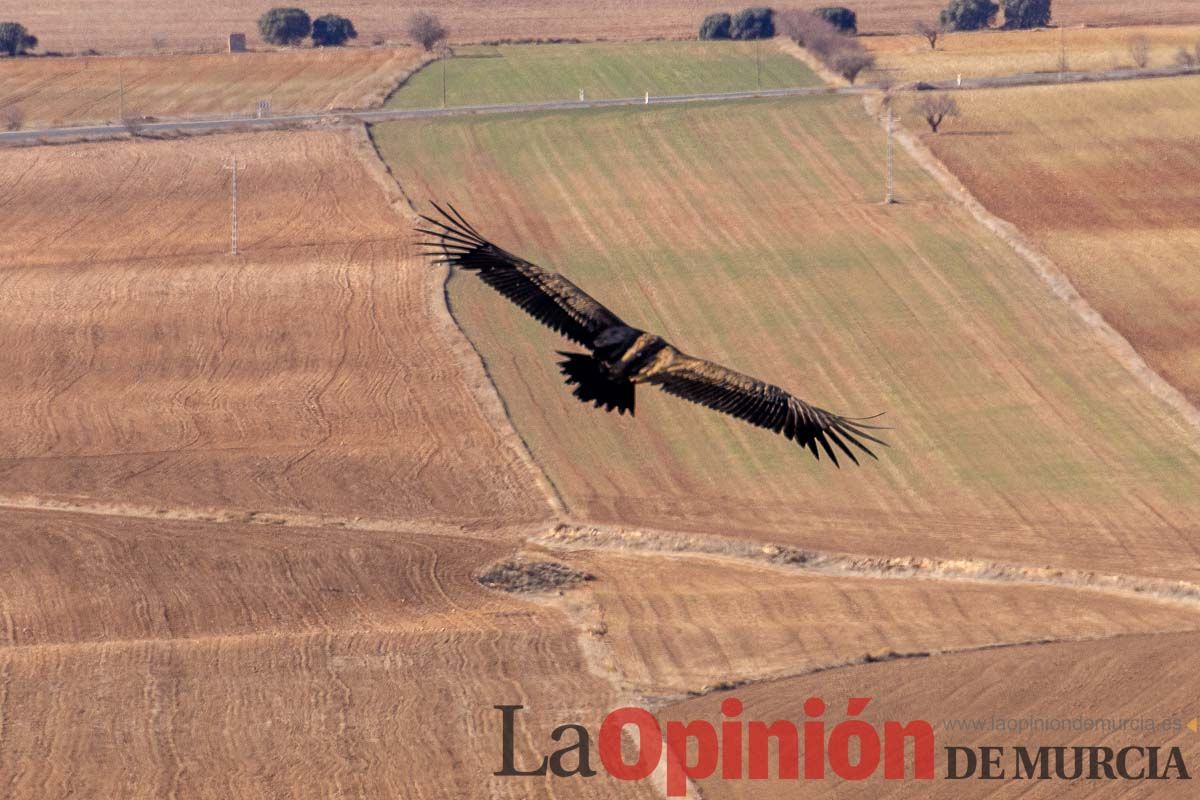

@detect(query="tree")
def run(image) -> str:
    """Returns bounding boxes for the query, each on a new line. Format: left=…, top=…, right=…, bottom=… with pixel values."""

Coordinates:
left=1176, top=47, right=1197, bottom=67
left=939, top=0, right=998, bottom=31
left=914, top=19, right=940, bottom=49
left=699, top=12, right=732, bottom=40
left=258, top=8, right=312, bottom=46
left=777, top=9, right=830, bottom=48
left=730, top=7, right=775, bottom=40
left=1128, top=35, right=1149, bottom=68
left=915, top=92, right=959, bottom=132
left=0, top=22, right=38, bottom=56
left=406, top=11, right=447, bottom=51
left=312, top=14, right=357, bottom=46
left=1001, top=0, right=1050, bottom=29
left=813, top=7, right=857, bottom=34
left=833, top=49, right=874, bottom=83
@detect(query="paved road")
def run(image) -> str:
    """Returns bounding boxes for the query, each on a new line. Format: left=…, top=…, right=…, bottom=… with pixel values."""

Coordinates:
left=2, top=63, right=1197, bottom=146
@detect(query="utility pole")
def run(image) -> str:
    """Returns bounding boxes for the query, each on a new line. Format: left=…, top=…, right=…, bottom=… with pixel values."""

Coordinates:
left=223, top=158, right=245, bottom=256
left=1058, top=25, right=1067, bottom=79
left=442, top=55, right=447, bottom=108
left=885, top=102, right=895, bottom=205
left=118, top=63, right=125, bottom=120
left=756, top=40, right=762, bottom=88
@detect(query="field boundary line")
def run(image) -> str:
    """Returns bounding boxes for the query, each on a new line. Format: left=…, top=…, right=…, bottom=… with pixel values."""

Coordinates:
left=0, top=493, right=549, bottom=542
left=645, top=627, right=1200, bottom=707
left=353, top=124, right=568, bottom=518
left=535, top=524, right=1200, bottom=612
left=865, top=92, right=1200, bottom=443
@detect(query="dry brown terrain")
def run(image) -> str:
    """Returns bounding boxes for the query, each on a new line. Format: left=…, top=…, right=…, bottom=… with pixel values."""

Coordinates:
left=0, top=48, right=426, bottom=128
left=867, top=24, right=1200, bottom=83
left=925, top=77, right=1200, bottom=409
left=0, top=506, right=664, bottom=799
left=568, top=549, right=1200, bottom=697
left=4, top=0, right=1200, bottom=54
left=3, top=38, right=1199, bottom=798
left=0, top=129, right=551, bottom=525
left=664, top=630, right=1200, bottom=797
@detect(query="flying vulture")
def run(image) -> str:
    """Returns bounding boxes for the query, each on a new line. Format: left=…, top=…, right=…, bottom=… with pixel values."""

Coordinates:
left=416, top=203, right=887, bottom=467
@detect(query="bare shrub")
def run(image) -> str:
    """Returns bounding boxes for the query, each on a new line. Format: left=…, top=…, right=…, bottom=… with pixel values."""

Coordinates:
left=1128, top=35, right=1150, bottom=68
left=779, top=8, right=875, bottom=82
left=1175, top=48, right=1197, bottom=67
left=2, top=105, right=25, bottom=131
left=151, top=34, right=168, bottom=50
left=914, top=19, right=940, bottom=50
left=832, top=49, right=876, bottom=83
left=914, top=92, right=959, bottom=133
left=122, top=116, right=145, bottom=136
left=406, top=10, right=447, bottom=52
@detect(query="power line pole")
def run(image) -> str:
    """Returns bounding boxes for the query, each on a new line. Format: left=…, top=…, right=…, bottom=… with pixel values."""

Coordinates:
left=118, top=63, right=125, bottom=120
left=885, top=101, right=895, bottom=205
left=223, top=158, right=245, bottom=256
left=441, top=55, right=447, bottom=108
left=756, top=40, right=762, bottom=88
left=1058, top=25, right=1067, bottom=79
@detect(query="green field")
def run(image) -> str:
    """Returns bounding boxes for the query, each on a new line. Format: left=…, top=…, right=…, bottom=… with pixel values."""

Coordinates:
left=386, top=41, right=819, bottom=108
left=374, top=73, right=1200, bottom=579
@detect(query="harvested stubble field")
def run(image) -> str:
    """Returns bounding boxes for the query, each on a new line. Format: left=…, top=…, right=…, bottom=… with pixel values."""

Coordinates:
left=566, top=549, right=1200, bottom=697
left=0, top=48, right=425, bottom=129
left=867, top=24, right=1200, bottom=83
left=374, top=91, right=1200, bottom=580
left=924, top=77, right=1200, bottom=409
left=663, top=630, right=1200, bottom=798
left=0, top=129, right=550, bottom=525
left=6, top=0, right=1200, bottom=54
left=386, top=40, right=819, bottom=109
left=0, top=506, right=664, bottom=799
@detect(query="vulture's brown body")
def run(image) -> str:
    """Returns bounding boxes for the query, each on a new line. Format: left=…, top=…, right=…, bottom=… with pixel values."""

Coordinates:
left=417, top=203, right=886, bottom=467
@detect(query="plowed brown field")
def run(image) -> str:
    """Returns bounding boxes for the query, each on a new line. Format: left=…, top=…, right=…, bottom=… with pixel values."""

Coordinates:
left=925, top=77, right=1200, bottom=409
left=663, top=631, right=1200, bottom=798
left=569, top=549, right=1200, bottom=696
left=0, top=507, right=659, bottom=799
left=0, top=48, right=425, bottom=128
left=6, top=0, right=1200, bottom=55
left=867, top=24, right=1200, bottom=83
left=0, top=129, right=551, bottom=525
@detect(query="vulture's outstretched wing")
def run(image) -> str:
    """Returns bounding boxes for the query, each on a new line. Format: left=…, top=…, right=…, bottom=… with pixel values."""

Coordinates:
left=416, top=203, right=625, bottom=348
left=642, top=347, right=887, bottom=467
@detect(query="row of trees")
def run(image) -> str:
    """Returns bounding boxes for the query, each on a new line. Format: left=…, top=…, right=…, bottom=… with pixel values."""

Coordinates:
left=260, top=8, right=450, bottom=51
left=258, top=8, right=358, bottom=46
left=778, top=9, right=875, bottom=83
left=937, top=0, right=1050, bottom=33
left=0, top=21, right=37, bottom=56
left=699, top=8, right=775, bottom=40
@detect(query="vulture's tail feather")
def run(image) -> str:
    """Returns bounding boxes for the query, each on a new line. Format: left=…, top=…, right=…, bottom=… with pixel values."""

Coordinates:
left=557, top=352, right=635, bottom=416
